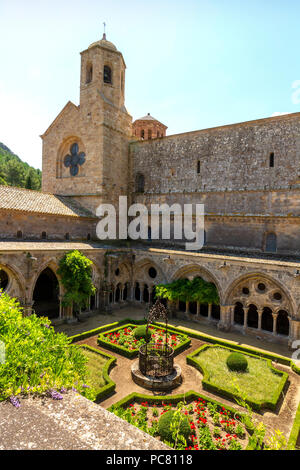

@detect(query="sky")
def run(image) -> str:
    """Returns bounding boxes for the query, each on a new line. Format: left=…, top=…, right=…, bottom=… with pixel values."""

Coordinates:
left=1, top=0, right=300, bottom=169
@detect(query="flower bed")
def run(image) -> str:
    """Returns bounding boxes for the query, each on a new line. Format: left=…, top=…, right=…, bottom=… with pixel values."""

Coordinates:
left=187, top=344, right=288, bottom=411
left=109, top=391, right=251, bottom=450
left=98, top=323, right=190, bottom=358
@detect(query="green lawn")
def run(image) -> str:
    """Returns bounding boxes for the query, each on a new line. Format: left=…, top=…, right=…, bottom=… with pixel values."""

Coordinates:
left=193, top=346, right=285, bottom=404
left=82, top=348, right=108, bottom=393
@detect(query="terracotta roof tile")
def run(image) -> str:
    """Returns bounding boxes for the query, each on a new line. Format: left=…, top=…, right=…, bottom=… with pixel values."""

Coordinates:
left=0, top=185, right=95, bottom=218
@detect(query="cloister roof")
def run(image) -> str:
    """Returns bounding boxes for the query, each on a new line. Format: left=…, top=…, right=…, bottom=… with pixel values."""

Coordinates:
left=0, top=185, right=96, bottom=219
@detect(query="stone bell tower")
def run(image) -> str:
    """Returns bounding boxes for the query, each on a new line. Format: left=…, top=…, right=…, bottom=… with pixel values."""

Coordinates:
left=41, top=33, right=132, bottom=213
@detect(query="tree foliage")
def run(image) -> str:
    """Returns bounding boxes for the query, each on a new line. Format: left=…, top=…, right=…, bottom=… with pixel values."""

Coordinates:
left=0, top=142, right=41, bottom=189
left=155, top=277, right=219, bottom=304
left=57, top=250, right=96, bottom=308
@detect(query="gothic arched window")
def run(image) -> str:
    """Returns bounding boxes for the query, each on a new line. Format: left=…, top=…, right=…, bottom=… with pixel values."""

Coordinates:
left=103, top=65, right=112, bottom=84
left=265, top=232, right=277, bottom=253
left=136, top=173, right=145, bottom=193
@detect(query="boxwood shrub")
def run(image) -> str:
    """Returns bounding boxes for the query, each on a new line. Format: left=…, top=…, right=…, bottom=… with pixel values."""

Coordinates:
left=158, top=409, right=191, bottom=443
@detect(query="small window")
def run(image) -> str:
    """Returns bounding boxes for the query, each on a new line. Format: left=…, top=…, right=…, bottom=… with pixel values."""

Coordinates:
left=141, top=129, right=145, bottom=139
left=17, top=230, right=22, bottom=239
left=41, top=232, right=47, bottom=240
left=269, top=152, right=274, bottom=168
left=265, top=232, right=277, bottom=253
left=87, top=233, right=91, bottom=241
left=136, top=173, right=145, bottom=193
left=65, top=233, right=70, bottom=240
left=103, top=65, right=112, bottom=84
left=86, top=63, right=93, bottom=84
left=148, top=129, right=152, bottom=140
left=197, top=161, right=201, bottom=174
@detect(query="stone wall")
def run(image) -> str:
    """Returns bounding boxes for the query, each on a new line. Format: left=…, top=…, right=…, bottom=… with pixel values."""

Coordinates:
left=131, top=112, right=300, bottom=194
left=0, top=210, right=97, bottom=241
left=130, top=113, right=300, bottom=254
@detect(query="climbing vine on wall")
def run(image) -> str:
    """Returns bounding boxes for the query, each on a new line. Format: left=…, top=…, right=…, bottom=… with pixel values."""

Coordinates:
left=58, top=250, right=96, bottom=308
left=155, top=278, right=219, bottom=305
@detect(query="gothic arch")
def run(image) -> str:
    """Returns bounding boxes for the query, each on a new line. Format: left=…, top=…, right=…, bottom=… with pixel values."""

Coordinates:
left=0, top=263, right=26, bottom=302
left=113, top=261, right=131, bottom=285
left=171, top=264, right=223, bottom=302
left=225, top=272, right=294, bottom=318
left=29, top=259, right=61, bottom=301
left=133, top=258, right=167, bottom=286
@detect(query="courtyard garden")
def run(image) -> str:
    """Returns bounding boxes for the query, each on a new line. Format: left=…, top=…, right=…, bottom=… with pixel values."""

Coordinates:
left=0, top=284, right=299, bottom=450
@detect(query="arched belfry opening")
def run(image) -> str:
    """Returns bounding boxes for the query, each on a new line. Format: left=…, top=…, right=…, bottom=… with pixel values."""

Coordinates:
left=33, top=268, right=60, bottom=319
left=103, top=65, right=112, bottom=84
left=86, top=63, right=93, bottom=84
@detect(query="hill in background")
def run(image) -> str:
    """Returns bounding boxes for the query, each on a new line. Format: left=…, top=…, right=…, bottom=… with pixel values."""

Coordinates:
left=0, top=143, right=41, bottom=190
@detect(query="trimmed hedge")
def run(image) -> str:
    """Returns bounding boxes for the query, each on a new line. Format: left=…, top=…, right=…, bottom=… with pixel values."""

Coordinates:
left=97, top=323, right=191, bottom=359
left=187, top=344, right=288, bottom=412
left=108, top=390, right=257, bottom=450
left=80, top=345, right=116, bottom=402
left=288, top=401, right=300, bottom=450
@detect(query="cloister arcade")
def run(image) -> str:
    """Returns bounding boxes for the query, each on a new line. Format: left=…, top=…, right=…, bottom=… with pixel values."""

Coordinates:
left=227, top=274, right=293, bottom=338
left=0, top=250, right=299, bottom=345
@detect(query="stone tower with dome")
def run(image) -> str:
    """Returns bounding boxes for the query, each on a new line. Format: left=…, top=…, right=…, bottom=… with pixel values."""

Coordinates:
left=41, top=33, right=132, bottom=213
left=132, top=113, right=167, bottom=140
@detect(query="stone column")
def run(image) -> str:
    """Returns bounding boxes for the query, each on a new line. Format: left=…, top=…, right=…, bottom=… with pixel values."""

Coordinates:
left=167, top=300, right=174, bottom=318
left=59, top=295, right=63, bottom=319
left=243, top=307, right=249, bottom=330
left=196, top=302, right=200, bottom=319
left=217, top=305, right=232, bottom=331
left=272, top=313, right=278, bottom=335
left=288, top=319, right=300, bottom=349
left=130, top=283, right=135, bottom=301
left=208, top=304, right=212, bottom=321
left=257, top=307, right=263, bottom=331
left=22, top=302, right=34, bottom=317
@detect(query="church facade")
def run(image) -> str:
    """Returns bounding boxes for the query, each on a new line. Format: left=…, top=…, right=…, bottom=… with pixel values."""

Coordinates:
left=0, top=34, right=299, bottom=347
